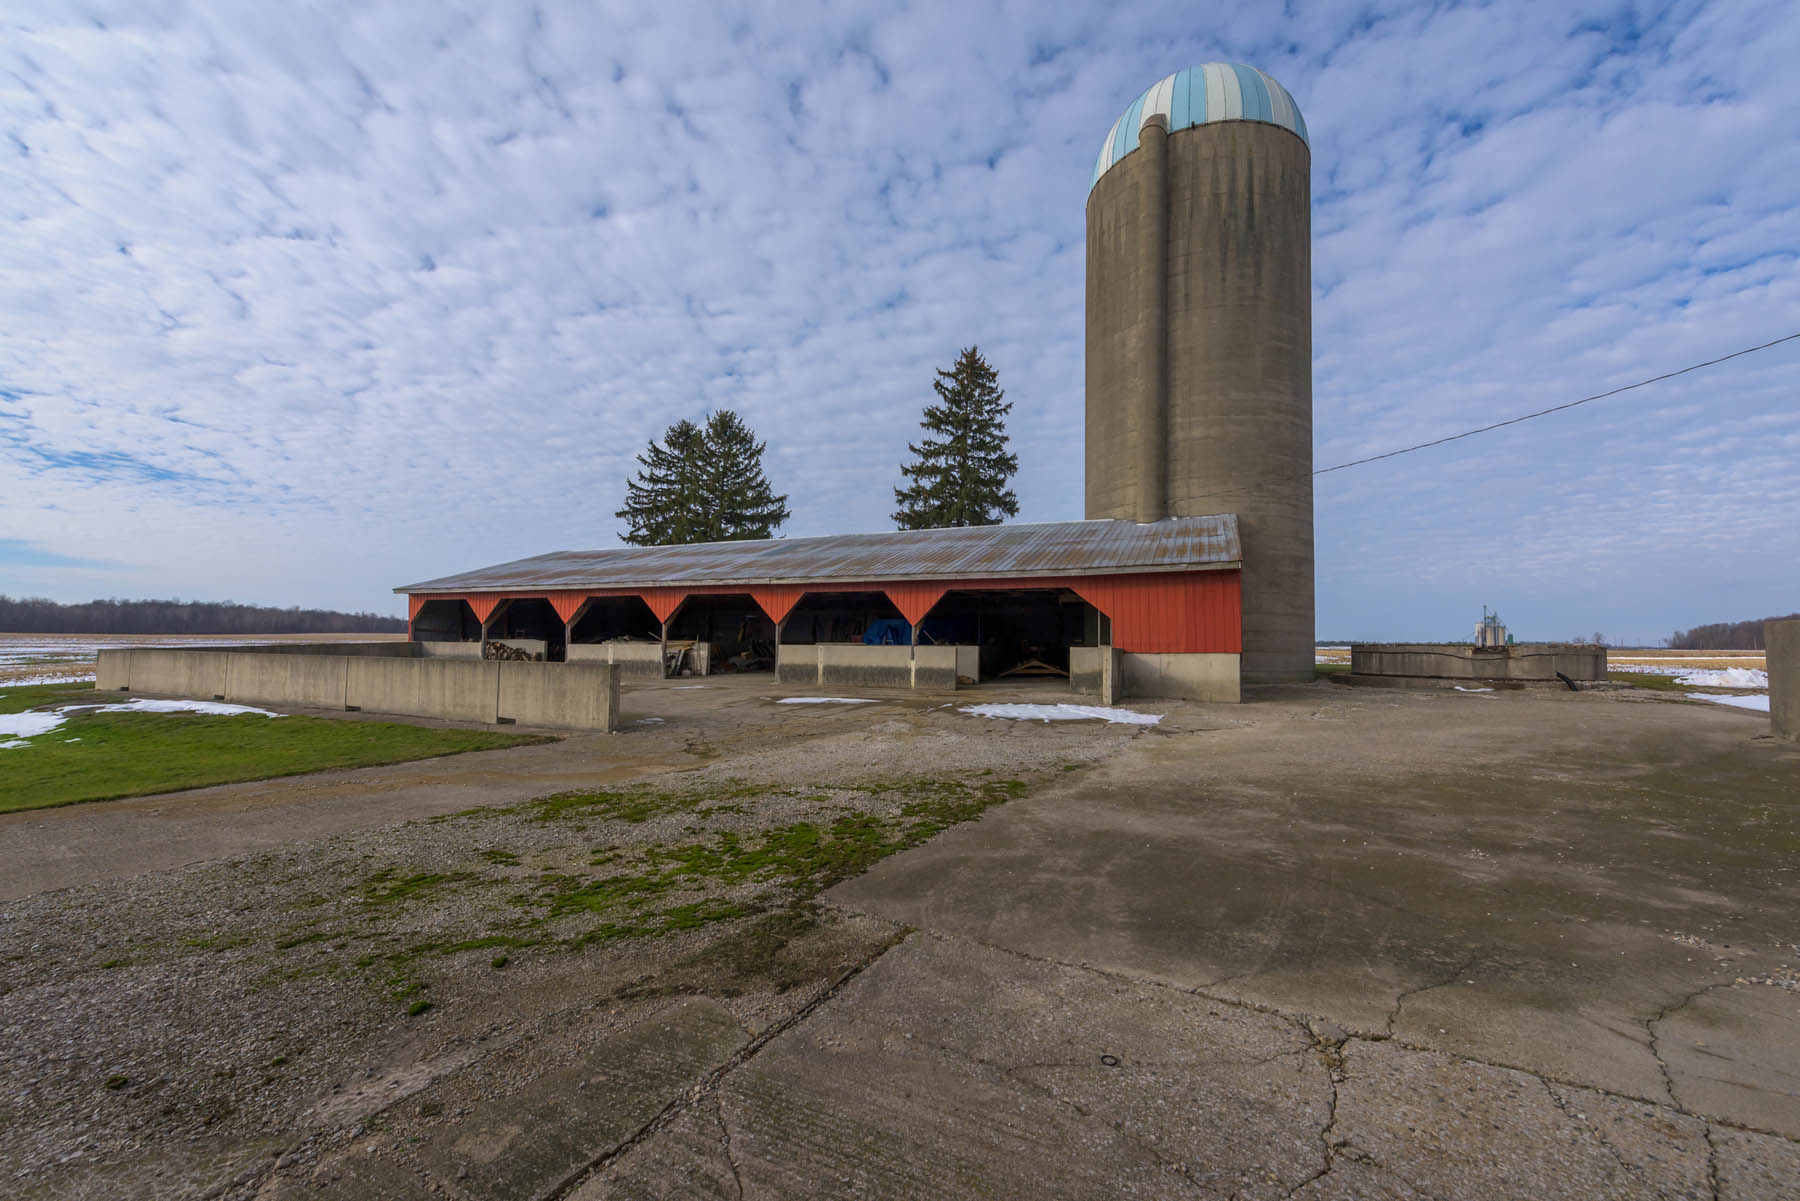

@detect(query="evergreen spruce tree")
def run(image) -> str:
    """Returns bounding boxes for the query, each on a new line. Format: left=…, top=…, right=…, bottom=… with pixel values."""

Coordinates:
left=892, top=346, right=1019, bottom=529
left=616, top=418, right=704, bottom=546
left=616, top=410, right=789, bottom=545
left=698, top=410, right=791, bottom=541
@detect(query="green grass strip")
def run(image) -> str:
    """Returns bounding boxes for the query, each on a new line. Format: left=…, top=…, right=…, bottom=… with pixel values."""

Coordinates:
left=0, top=697, right=546, bottom=813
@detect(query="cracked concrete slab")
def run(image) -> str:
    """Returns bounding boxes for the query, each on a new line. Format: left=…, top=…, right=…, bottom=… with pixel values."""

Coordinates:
left=828, top=686, right=1800, bottom=1141
left=1711, top=1124, right=1800, bottom=1201
left=590, top=934, right=1337, bottom=1199
left=264, top=997, right=748, bottom=1201
left=570, top=1098, right=744, bottom=1200
left=413, top=997, right=746, bottom=1199
left=1653, top=979, right=1800, bottom=1136
left=1309, top=1039, right=1716, bottom=1200
left=583, top=933, right=1794, bottom=1201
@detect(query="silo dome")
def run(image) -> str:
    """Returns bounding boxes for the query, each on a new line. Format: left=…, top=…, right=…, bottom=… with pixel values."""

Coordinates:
left=1092, top=64, right=1308, bottom=192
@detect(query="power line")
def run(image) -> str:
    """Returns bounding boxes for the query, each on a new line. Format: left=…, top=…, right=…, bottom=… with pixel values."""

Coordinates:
left=1313, top=330, right=1800, bottom=477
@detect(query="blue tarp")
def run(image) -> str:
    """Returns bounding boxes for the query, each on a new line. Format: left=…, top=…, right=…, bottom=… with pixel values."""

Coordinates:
left=862, top=619, right=913, bottom=646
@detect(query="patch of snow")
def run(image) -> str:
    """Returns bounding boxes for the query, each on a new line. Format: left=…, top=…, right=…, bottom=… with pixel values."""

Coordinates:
left=671, top=685, right=707, bottom=690
left=1610, top=666, right=1769, bottom=689
left=2, top=673, right=97, bottom=686
left=1685, top=692, right=1770, bottom=713
left=1454, top=686, right=1494, bottom=693
left=0, top=698, right=286, bottom=749
left=0, top=711, right=71, bottom=743
left=83, top=699, right=284, bottom=718
left=959, top=703, right=1163, bottom=726
left=777, top=697, right=877, bottom=705
left=1673, top=667, right=1767, bottom=689
left=635, top=717, right=665, bottom=724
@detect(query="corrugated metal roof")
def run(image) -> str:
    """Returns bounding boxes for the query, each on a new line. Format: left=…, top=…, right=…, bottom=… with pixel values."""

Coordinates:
left=1092, top=64, right=1308, bottom=193
left=396, top=516, right=1239, bottom=595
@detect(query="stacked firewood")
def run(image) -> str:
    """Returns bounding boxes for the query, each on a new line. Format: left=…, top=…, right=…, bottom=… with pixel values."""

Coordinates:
left=482, top=642, right=541, bottom=662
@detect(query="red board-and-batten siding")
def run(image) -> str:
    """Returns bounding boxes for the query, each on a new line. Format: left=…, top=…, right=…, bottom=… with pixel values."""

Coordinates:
left=409, top=569, right=1241, bottom=655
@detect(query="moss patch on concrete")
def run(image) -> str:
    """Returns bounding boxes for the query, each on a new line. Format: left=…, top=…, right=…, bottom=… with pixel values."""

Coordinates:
left=207, top=773, right=1036, bottom=1014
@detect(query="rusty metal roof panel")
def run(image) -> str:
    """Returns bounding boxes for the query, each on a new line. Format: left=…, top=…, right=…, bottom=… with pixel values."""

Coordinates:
left=395, top=516, right=1240, bottom=594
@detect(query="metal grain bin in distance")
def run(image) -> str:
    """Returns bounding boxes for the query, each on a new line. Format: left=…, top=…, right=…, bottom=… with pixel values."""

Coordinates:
left=1086, top=63, right=1314, bottom=685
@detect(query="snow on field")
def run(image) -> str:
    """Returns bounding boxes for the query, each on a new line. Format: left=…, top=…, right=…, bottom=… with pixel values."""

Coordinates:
left=1674, top=667, right=1767, bottom=689
left=1611, top=664, right=1769, bottom=688
left=5, top=673, right=96, bottom=686
left=1686, top=692, right=1771, bottom=712
left=777, top=697, right=876, bottom=705
left=0, top=698, right=283, bottom=750
left=960, top=703, right=1163, bottom=726
left=0, top=711, right=69, bottom=748
left=84, top=699, right=283, bottom=718
left=0, top=637, right=286, bottom=667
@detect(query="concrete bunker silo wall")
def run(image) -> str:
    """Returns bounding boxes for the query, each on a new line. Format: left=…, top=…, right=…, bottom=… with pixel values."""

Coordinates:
left=1086, top=118, right=1314, bottom=685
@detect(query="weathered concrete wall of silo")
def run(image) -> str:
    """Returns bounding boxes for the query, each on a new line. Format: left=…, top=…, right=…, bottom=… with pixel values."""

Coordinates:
left=1086, top=119, right=1314, bottom=685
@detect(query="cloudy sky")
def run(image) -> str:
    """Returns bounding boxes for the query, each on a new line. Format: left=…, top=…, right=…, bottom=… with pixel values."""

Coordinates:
left=3, top=0, right=1796, bottom=643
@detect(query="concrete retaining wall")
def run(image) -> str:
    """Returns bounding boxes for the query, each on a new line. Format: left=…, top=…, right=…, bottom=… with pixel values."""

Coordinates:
left=95, top=647, right=617, bottom=731
left=498, top=662, right=619, bottom=731
left=345, top=657, right=500, bottom=725
left=1768, top=618, right=1800, bottom=741
left=911, top=646, right=959, bottom=690
left=95, top=648, right=231, bottom=697
left=775, top=646, right=816, bottom=686
left=816, top=644, right=913, bottom=689
left=1351, top=643, right=1607, bottom=683
left=226, top=652, right=351, bottom=710
left=1118, top=652, right=1239, bottom=703
left=955, top=646, right=980, bottom=686
left=237, top=641, right=416, bottom=658
left=1070, top=647, right=1105, bottom=696
left=1069, top=647, right=1129, bottom=704
left=568, top=641, right=666, bottom=678
left=775, top=644, right=914, bottom=689
left=416, top=641, right=483, bottom=659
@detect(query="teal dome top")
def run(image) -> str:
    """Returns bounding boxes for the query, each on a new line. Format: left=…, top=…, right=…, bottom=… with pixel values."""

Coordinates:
left=1092, top=64, right=1308, bottom=192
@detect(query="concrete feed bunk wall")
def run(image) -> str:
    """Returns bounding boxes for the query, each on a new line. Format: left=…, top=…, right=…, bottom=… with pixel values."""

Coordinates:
left=567, top=641, right=666, bottom=677
left=96, top=648, right=618, bottom=732
left=1350, top=644, right=1607, bottom=684
left=1087, top=119, right=1313, bottom=685
left=777, top=644, right=912, bottom=689
left=774, top=644, right=960, bottom=690
left=1767, top=618, right=1800, bottom=740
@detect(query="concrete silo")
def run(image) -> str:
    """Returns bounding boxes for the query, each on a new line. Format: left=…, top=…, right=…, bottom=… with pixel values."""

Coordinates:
left=1086, top=64, right=1314, bottom=685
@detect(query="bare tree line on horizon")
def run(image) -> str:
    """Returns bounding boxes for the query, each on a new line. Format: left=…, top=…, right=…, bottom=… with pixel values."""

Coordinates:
left=0, top=595, right=406, bottom=636
left=1667, top=614, right=1797, bottom=652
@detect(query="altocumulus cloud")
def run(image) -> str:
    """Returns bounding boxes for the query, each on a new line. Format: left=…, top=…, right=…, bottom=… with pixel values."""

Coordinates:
left=1, top=0, right=1796, bottom=641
